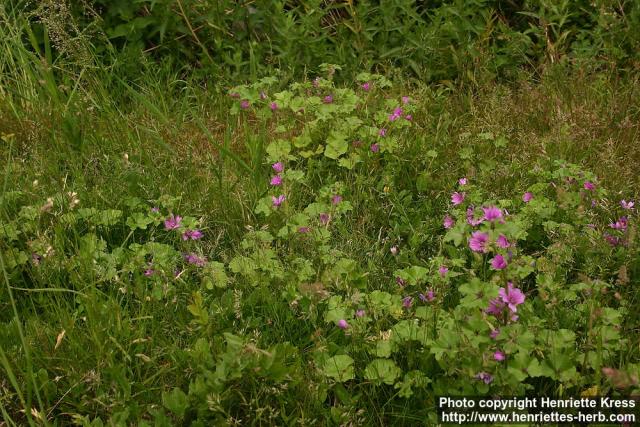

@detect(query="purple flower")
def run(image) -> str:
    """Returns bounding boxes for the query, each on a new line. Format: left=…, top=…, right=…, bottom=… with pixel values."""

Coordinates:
left=443, top=215, right=455, bottom=229
left=466, top=207, right=483, bottom=226
left=523, top=192, right=533, bottom=203
left=604, top=233, right=621, bottom=246
left=402, top=96, right=410, bottom=104
left=419, top=290, right=435, bottom=302
left=584, top=181, right=596, bottom=190
left=404, top=114, right=412, bottom=121
left=621, top=200, right=635, bottom=210
left=438, top=265, right=448, bottom=277
left=493, top=351, right=506, bottom=361
left=482, top=206, right=502, bottom=222
left=184, top=253, right=206, bottom=267
left=469, top=231, right=489, bottom=253
left=272, top=195, right=286, bottom=207
left=319, top=213, right=330, bottom=225
left=486, top=298, right=505, bottom=316
left=240, top=100, right=250, bottom=110
left=609, top=216, right=628, bottom=230
left=182, top=229, right=204, bottom=241
left=489, top=329, right=500, bottom=339
left=332, top=195, right=342, bottom=205
left=323, top=95, right=333, bottom=104
left=451, top=192, right=465, bottom=206
left=356, top=309, right=366, bottom=318
left=496, top=235, right=510, bottom=248
left=272, top=162, right=284, bottom=173
left=164, top=215, right=182, bottom=230
left=491, top=254, right=508, bottom=270
left=389, top=107, right=403, bottom=121
left=270, top=175, right=283, bottom=186
left=270, top=102, right=278, bottom=111
left=498, top=282, right=525, bottom=313
left=144, top=268, right=154, bottom=277
left=395, top=276, right=406, bottom=287
left=370, top=143, right=380, bottom=153
left=337, top=319, right=349, bottom=329
left=459, top=177, right=467, bottom=185
left=297, top=226, right=310, bottom=234
left=151, top=207, right=160, bottom=213
left=475, top=372, right=493, bottom=384
left=402, top=296, right=413, bottom=308
left=378, top=128, right=387, bottom=137
left=361, top=82, right=371, bottom=91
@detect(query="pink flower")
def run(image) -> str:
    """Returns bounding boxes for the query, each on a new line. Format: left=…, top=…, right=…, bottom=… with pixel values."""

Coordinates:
left=337, top=319, right=349, bottom=329
left=584, top=181, right=596, bottom=190
left=523, top=192, right=533, bottom=203
left=486, top=298, right=505, bottom=316
left=621, top=200, right=635, bottom=210
left=609, top=216, right=628, bottom=231
left=370, top=143, right=380, bottom=153
left=240, top=100, right=250, bottom=109
left=475, top=372, right=493, bottom=384
left=443, top=215, right=455, bottom=229
left=298, top=226, right=310, bottom=233
left=489, top=329, right=500, bottom=339
left=184, top=253, right=206, bottom=267
left=402, top=96, right=410, bottom=104
left=182, top=229, right=204, bottom=240
left=319, top=213, right=330, bottom=225
left=402, top=296, right=413, bottom=308
left=270, top=175, right=283, bottom=186
left=493, top=351, right=506, bottom=361
left=419, top=290, right=435, bottom=302
left=361, top=82, right=371, bottom=91
left=469, top=231, right=489, bottom=253
left=378, top=128, right=387, bottom=137
left=151, top=207, right=160, bottom=213
left=498, top=282, right=525, bottom=313
left=466, top=207, right=483, bottom=226
left=451, top=192, right=466, bottom=205
left=604, top=233, right=621, bottom=246
left=404, top=114, right=412, bottom=121
left=482, top=206, right=502, bottom=222
left=164, top=215, right=182, bottom=230
left=438, top=265, right=448, bottom=277
left=144, top=268, right=154, bottom=276
left=270, top=102, right=278, bottom=111
left=272, top=195, right=286, bottom=207
left=389, top=107, right=403, bottom=121
left=491, top=255, right=507, bottom=270
left=458, top=177, right=467, bottom=185
left=356, top=309, right=365, bottom=318
left=332, top=195, right=342, bottom=205
left=272, top=162, right=284, bottom=173
left=323, top=95, right=333, bottom=104
left=496, top=235, right=510, bottom=248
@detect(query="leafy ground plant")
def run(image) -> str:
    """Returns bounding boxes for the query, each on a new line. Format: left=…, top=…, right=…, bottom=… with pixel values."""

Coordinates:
left=1, top=66, right=639, bottom=425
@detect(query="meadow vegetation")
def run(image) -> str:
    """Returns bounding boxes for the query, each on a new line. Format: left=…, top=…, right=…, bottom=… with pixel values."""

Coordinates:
left=1, top=1, right=639, bottom=425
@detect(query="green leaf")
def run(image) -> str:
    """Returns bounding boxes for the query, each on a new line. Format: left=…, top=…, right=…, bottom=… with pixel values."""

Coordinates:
left=322, top=355, right=355, bottom=382
left=324, top=131, right=348, bottom=159
left=364, top=359, right=401, bottom=385
left=162, top=388, right=188, bottom=418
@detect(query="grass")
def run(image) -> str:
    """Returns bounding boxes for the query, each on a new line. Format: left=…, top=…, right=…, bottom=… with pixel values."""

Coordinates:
left=1, top=7, right=640, bottom=426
